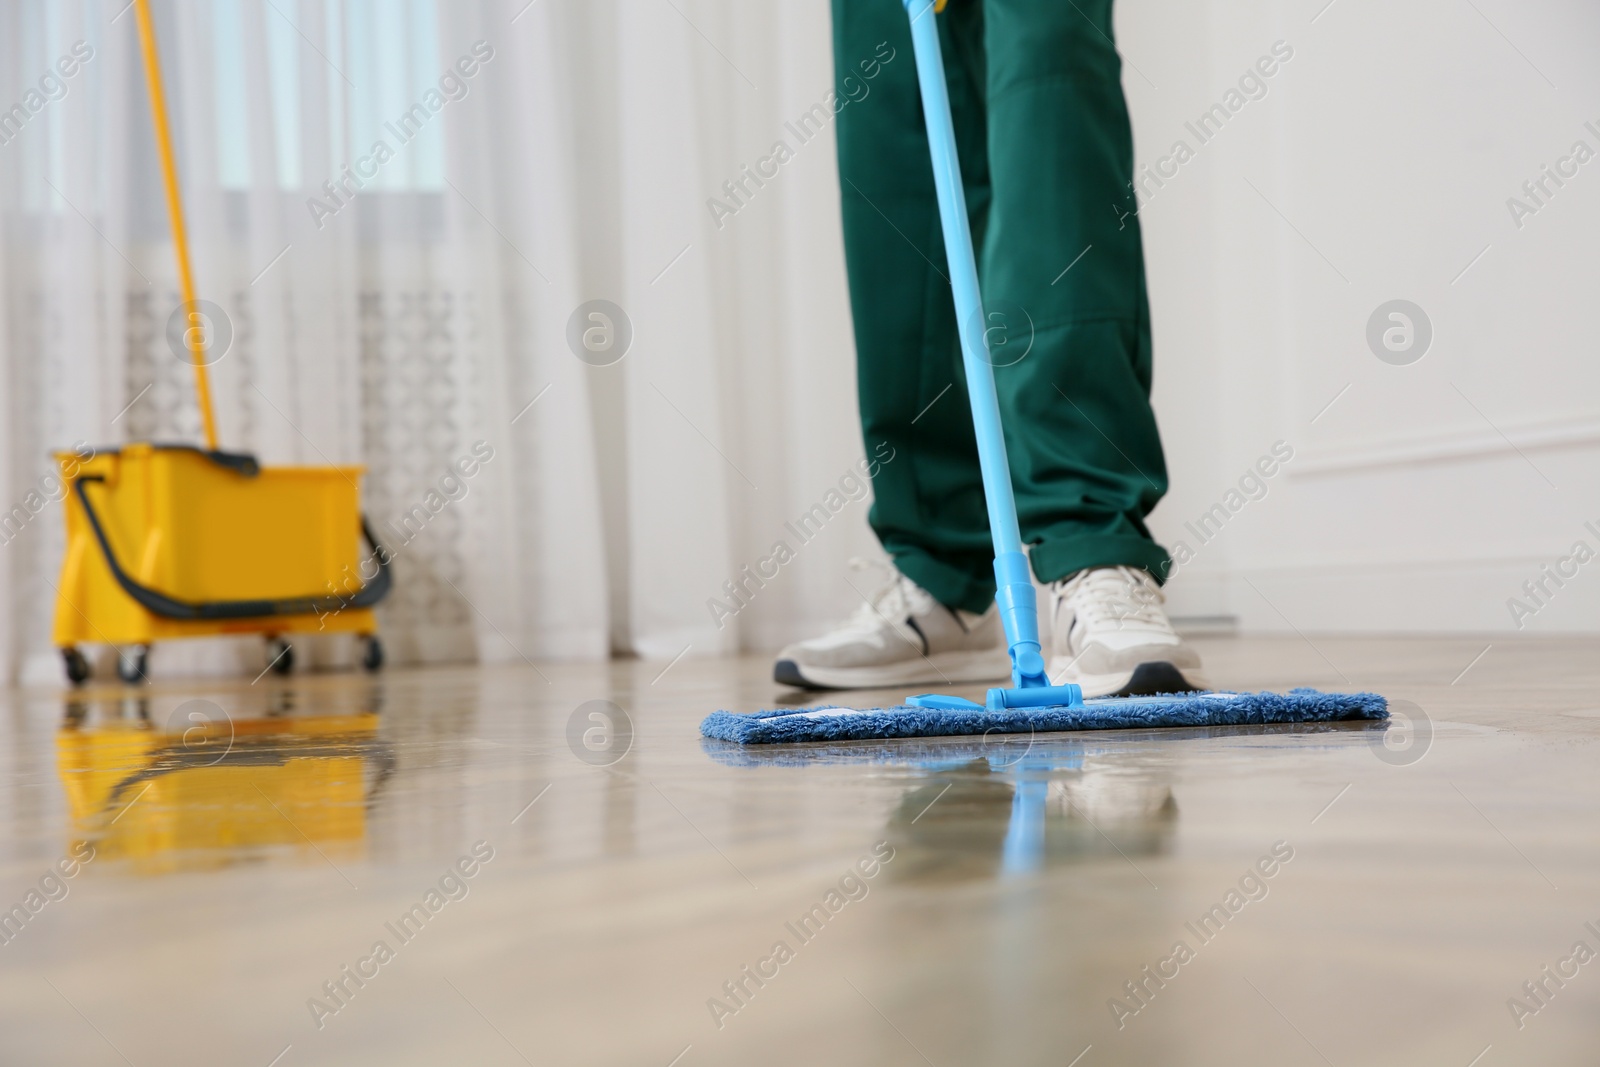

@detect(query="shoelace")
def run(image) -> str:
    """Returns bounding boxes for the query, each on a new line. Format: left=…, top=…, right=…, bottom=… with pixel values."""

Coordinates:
left=1057, top=565, right=1169, bottom=636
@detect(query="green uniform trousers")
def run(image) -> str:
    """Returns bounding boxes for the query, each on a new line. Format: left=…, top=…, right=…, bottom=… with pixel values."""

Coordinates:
left=833, top=0, right=1171, bottom=614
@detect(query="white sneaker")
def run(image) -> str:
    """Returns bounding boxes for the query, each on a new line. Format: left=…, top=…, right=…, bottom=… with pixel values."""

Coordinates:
left=774, top=559, right=1011, bottom=690
left=1047, top=565, right=1209, bottom=697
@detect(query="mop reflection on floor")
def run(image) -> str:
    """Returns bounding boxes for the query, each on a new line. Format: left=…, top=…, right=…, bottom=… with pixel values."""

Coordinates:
left=881, top=749, right=1178, bottom=883
left=704, top=720, right=1381, bottom=882
left=704, top=731, right=1177, bottom=881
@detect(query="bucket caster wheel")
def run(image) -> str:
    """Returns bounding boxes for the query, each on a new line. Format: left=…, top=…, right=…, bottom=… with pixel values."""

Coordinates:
left=361, top=635, right=384, bottom=672
left=62, top=647, right=91, bottom=686
left=266, top=637, right=294, bottom=676
left=117, top=645, right=150, bottom=685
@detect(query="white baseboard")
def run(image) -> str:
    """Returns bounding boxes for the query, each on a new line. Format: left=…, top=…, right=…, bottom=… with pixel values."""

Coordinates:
left=1162, top=567, right=1233, bottom=621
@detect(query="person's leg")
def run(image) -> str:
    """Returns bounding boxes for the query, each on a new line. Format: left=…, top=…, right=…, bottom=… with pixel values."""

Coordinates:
left=796, top=0, right=1194, bottom=696
left=772, top=1, right=1011, bottom=691
left=832, top=0, right=997, bottom=615
left=979, top=0, right=1172, bottom=584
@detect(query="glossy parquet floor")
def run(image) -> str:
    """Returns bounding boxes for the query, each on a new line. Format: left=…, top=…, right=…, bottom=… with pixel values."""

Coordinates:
left=2, top=635, right=1597, bottom=1066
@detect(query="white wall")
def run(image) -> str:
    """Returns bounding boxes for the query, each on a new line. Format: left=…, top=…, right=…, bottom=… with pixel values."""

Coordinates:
left=1123, top=0, right=1600, bottom=634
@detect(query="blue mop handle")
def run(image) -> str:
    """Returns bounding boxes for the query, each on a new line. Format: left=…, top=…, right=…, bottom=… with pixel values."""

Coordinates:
left=903, top=0, right=1047, bottom=689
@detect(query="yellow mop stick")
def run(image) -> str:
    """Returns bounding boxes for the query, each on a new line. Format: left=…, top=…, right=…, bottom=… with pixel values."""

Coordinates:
left=132, top=0, right=220, bottom=451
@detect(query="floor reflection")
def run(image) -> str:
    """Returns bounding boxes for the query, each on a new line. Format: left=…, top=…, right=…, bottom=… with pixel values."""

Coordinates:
left=884, top=745, right=1178, bottom=884
left=56, top=688, right=393, bottom=875
left=704, top=721, right=1376, bottom=886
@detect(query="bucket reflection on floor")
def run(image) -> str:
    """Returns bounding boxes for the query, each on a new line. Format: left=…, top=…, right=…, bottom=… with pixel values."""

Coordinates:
left=56, top=690, right=393, bottom=875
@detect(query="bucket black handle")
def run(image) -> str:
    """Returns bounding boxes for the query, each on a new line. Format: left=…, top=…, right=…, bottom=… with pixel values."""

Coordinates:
left=72, top=475, right=392, bottom=621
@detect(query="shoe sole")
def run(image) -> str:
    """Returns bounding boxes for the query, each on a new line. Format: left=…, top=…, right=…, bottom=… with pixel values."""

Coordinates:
left=774, top=650, right=1010, bottom=691
left=1052, top=660, right=1211, bottom=699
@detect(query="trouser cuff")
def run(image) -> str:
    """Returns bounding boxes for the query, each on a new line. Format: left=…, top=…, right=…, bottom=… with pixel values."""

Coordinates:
left=1029, top=534, right=1173, bottom=587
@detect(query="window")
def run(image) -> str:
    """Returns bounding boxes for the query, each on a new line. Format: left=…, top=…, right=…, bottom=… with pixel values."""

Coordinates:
left=213, top=0, right=443, bottom=192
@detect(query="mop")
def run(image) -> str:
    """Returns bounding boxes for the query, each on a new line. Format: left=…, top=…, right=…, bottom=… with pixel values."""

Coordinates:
left=701, top=0, right=1386, bottom=745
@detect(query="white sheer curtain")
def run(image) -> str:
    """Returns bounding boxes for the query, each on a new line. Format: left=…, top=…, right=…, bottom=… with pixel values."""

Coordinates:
left=0, top=0, right=876, bottom=682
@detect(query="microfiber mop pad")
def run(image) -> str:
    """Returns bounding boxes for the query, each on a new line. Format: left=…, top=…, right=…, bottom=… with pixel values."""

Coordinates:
left=700, top=718, right=1380, bottom=767
left=699, top=689, right=1388, bottom=746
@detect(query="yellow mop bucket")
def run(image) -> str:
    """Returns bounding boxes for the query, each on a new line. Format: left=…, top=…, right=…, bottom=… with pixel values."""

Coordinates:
left=53, top=444, right=390, bottom=682
left=52, top=1, right=390, bottom=684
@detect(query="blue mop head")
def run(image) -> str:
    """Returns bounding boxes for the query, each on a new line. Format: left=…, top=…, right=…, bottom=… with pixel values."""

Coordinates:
left=700, top=718, right=1381, bottom=768
left=699, top=689, right=1387, bottom=745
